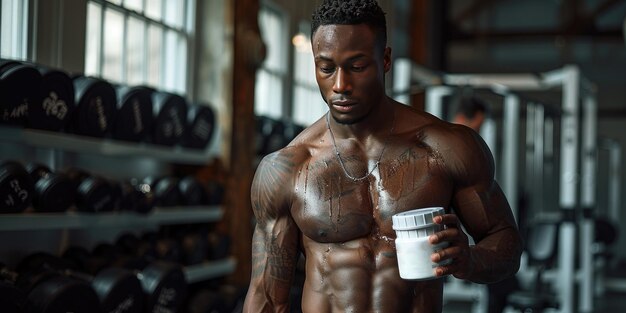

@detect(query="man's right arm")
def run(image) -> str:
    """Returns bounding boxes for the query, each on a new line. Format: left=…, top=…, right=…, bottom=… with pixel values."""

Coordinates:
left=243, top=150, right=301, bottom=313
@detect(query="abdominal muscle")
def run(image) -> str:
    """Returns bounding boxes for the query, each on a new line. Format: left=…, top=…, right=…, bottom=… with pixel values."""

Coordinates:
left=299, top=236, right=444, bottom=313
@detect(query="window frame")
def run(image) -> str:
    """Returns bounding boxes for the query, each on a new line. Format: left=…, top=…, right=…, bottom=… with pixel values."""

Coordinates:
left=84, top=0, right=196, bottom=94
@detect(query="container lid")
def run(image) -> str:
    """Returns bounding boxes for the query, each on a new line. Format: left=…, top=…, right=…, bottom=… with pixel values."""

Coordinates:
left=392, top=207, right=445, bottom=231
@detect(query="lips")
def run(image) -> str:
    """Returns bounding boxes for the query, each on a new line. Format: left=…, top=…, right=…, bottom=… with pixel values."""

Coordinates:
left=331, top=99, right=357, bottom=113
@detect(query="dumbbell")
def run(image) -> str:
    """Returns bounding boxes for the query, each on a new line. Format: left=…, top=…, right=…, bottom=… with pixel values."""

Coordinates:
left=0, top=59, right=41, bottom=127
left=142, top=176, right=181, bottom=207
left=25, top=163, right=75, bottom=213
left=25, top=63, right=75, bottom=131
left=178, top=176, right=209, bottom=206
left=17, top=252, right=144, bottom=313
left=112, top=85, right=154, bottom=142
left=174, top=227, right=211, bottom=266
left=133, top=232, right=184, bottom=264
left=64, top=168, right=115, bottom=213
left=181, top=103, right=216, bottom=150
left=255, top=115, right=286, bottom=155
left=0, top=276, right=27, bottom=313
left=152, top=91, right=187, bottom=146
left=0, top=161, right=35, bottom=214
left=111, top=179, right=155, bottom=214
left=1, top=259, right=101, bottom=313
left=207, top=231, right=232, bottom=261
left=283, top=120, right=305, bottom=145
left=69, top=76, right=117, bottom=137
left=64, top=243, right=188, bottom=313
left=206, top=180, right=225, bottom=205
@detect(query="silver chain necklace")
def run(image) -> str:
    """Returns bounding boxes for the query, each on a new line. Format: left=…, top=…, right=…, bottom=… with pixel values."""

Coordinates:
left=326, top=109, right=395, bottom=182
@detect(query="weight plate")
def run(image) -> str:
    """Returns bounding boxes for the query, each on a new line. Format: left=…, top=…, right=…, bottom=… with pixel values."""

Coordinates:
left=0, top=161, right=35, bottom=213
left=178, top=176, right=208, bottom=206
left=71, top=76, right=117, bottom=137
left=28, top=67, right=75, bottom=131
left=113, top=86, right=154, bottom=142
left=151, top=92, right=187, bottom=146
left=27, top=163, right=74, bottom=213
left=26, top=275, right=101, bottom=313
left=76, top=176, right=115, bottom=213
left=0, top=63, right=41, bottom=126
left=139, top=261, right=187, bottom=313
left=145, top=176, right=181, bottom=207
left=182, top=104, right=215, bottom=149
left=92, top=267, right=144, bottom=313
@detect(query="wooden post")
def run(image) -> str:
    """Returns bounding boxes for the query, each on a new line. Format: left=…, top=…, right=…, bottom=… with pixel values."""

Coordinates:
left=226, top=0, right=265, bottom=286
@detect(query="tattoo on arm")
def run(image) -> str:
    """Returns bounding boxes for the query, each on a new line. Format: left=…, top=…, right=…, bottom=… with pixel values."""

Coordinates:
left=250, top=151, right=300, bottom=283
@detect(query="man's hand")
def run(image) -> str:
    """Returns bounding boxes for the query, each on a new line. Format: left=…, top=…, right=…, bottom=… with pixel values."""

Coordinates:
left=428, top=214, right=474, bottom=279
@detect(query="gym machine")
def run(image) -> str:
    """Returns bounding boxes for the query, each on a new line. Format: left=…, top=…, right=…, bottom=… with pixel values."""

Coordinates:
left=392, top=60, right=600, bottom=313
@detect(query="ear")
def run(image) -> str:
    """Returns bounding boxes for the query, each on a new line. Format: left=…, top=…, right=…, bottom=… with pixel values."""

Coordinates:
left=383, top=47, right=392, bottom=73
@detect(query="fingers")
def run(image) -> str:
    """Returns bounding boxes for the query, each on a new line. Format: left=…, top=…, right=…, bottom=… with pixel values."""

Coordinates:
left=428, top=227, right=465, bottom=245
left=432, top=214, right=460, bottom=227
left=429, top=214, right=472, bottom=278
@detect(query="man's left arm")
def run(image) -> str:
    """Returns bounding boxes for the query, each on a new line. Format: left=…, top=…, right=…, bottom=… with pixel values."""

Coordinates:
left=429, top=126, right=523, bottom=283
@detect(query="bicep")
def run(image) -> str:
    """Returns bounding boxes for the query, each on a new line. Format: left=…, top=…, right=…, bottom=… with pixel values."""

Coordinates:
left=452, top=181, right=517, bottom=242
left=245, top=152, right=301, bottom=311
left=447, top=130, right=517, bottom=241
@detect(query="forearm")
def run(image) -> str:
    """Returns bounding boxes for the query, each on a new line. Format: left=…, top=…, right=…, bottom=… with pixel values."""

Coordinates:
left=466, top=228, right=522, bottom=284
left=244, top=224, right=298, bottom=312
left=243, top=285, right=291, bottom=313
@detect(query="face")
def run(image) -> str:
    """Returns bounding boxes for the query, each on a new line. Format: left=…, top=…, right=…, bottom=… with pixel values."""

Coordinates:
left=312, top=24, right=391, bottom=125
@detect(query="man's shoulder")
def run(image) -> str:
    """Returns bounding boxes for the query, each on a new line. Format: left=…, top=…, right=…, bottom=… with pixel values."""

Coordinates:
left=257, top=120, right=325, bottom=170
left=396, top=105, right=471, bottom=143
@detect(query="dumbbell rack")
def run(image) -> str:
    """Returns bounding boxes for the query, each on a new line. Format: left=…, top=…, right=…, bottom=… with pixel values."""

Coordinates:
left=0, top=125, right=235, bottom=284
left=0, top=126, right=212, bottom=164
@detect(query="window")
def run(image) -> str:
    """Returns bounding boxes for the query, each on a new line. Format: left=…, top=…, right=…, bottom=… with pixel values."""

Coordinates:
left=85, top=0, right=193, bottom=94
left=255, top=6, right=287, bottom=119
left=0, top=0, right=29, bottom=60
left=291, top=25, right=326, bottom=126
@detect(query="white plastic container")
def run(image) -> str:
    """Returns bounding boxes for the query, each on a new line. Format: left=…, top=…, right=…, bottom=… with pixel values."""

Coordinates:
left=392, top=207, right=450, bottom=280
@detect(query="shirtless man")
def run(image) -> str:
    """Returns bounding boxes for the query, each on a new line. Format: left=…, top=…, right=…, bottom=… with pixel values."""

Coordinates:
left=243, top=0, right=522, bottom=312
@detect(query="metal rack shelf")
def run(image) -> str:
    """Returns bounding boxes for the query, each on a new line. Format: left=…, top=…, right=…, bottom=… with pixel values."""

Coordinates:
left=0, top=126, right=213, bottom=165
left=0, top=206, right=223, bottom=231
left=185, top=257, right=237, bottom=283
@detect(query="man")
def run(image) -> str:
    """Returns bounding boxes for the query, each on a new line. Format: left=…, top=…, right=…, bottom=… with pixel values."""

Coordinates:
left=450, top=96, right=521, bottom=313
left=243, top=0, right=522, bottom=312
left=451, top=96, right=490, bottom=133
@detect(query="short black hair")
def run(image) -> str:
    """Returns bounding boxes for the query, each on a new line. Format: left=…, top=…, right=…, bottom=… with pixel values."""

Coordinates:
left=457, top=97, right=490, bottom=118
left=311, top=0, right=387, bottom=47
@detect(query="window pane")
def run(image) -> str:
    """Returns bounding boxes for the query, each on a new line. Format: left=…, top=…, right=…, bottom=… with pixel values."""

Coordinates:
left=292, top=36, right=325, bottom=126
left=294, top=46, right=315, bottom=84
left=145, top=0, right=162, bottom=21
left=147, top=24, right=162, bottom=87
left=174, top=34, right=187, bottom=93
left=85, top=2, right=102, bottom=76
left=102, top=8, right=124, bottom=82
left=255, top=70, right=283, bottom=118
left=85, top=0, right=192, bottom=94
left=293, top=87, right=326, bottom=126
left=164, top=0, right=183, bottom=28
left=123, top=0, right=141, bottom=13
left=164, top=31, right=187, bottom=91
left=126, top=16, right=145, bottom=85
left=259, top=9, right=285, bottom=72
left=1, top=0, right=27, bottom=59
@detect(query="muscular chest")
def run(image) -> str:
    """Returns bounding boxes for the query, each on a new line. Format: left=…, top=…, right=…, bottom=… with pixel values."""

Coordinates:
left=291, top=146, right=453, bottom=243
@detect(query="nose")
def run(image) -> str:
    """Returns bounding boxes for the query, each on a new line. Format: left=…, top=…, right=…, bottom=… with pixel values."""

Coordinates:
left=332, top=68, right=351, bottom=94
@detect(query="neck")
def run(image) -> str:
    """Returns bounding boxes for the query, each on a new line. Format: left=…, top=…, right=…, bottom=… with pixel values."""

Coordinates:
left=328, top=97, right=395, bottom=141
